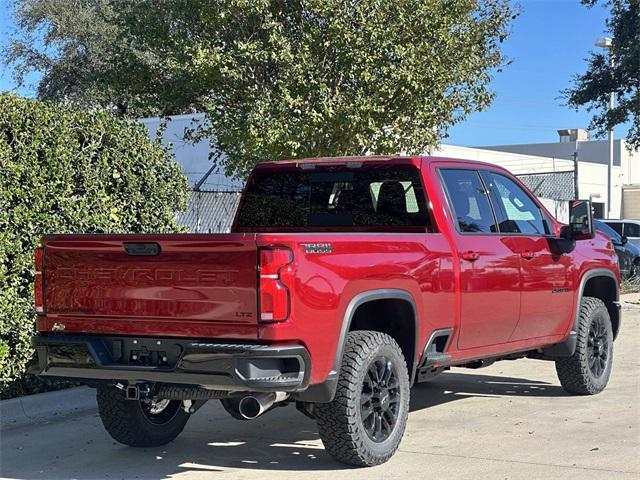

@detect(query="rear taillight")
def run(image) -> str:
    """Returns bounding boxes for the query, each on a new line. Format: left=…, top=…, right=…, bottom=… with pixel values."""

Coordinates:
left=259, top=247, right=293, bottom=322
left=34, top=247, right=44, bottom=314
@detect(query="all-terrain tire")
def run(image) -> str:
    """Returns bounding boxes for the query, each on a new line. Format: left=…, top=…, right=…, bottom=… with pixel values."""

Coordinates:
left=315, top=331, right=410, bottom=467
left=555, top=297, right=614, bottom=395
left=97, top=385, right=190, bottom=447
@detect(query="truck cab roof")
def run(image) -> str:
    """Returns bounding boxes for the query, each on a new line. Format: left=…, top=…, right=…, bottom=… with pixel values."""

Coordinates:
left=254, top=155, right=513, bottom=175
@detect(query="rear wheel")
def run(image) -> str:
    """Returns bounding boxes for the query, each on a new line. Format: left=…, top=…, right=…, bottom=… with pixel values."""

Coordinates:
left=315, top=331, right=410, bottom=467
left=97, top=385, right=190, bottom=447
left=555, top=297, right=614, bottom=395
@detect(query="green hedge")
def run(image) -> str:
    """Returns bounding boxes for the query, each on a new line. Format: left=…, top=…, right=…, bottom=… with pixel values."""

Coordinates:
left=0, top=94, right=190, bottom=396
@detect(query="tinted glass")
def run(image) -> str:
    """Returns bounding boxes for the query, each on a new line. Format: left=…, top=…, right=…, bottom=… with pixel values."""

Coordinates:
left=440, top=169, right=497, bottom=233
left=624, top=222, right=640, bottom=237
left=236, top=165, right=430, bottom=231
left=605, top=222, right=623, bottom=235
left=595, top=219, right=622, bottom=243
left=482, top=172, right=549, bottom=235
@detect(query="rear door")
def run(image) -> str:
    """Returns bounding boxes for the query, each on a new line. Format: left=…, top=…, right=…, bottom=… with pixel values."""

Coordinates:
left=42, top=234, right=258, bottom=327
left=479, top=171, right=573, bottom=340
left=439, top=168, right=521, bottom=349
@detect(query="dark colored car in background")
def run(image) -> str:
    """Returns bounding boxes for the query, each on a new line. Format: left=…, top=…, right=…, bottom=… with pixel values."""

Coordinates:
left=603, top=219, right=640, bottom=248
left=594, top=219, right=640, bottom=279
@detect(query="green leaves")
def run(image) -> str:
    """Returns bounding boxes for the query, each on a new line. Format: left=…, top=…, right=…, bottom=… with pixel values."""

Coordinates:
left=0, top=93, right=190, bottom=390
left=188, top=0, right=517, bottom=178
left=565, top=0, right=639, bottom=149
left=6, top=0, right=515, bottom=178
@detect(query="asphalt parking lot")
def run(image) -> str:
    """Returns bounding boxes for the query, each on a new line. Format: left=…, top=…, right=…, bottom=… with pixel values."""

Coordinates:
left=2, top=307, right=639, bottom=480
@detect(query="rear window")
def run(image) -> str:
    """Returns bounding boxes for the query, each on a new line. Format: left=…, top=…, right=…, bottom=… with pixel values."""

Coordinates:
left=235, top=164, right=431, bottom=232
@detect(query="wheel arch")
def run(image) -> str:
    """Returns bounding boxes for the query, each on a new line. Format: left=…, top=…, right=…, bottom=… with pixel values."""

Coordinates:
left=333, top=289, right=420, bottom=384
left=578, top=269, right=620, bottom=339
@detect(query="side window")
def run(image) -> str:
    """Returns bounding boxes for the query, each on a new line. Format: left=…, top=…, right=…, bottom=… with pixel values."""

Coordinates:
left=624, top=223, right=640, bottom=237
left=481, top=171, right=549, bottom=235
left=607, top=222, right=623, bottom=235
left=440, top=169, right=497, bottom=233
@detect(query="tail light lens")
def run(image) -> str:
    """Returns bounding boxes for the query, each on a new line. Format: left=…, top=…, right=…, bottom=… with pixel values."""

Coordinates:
left=259, top=247, right=293, bottom=322
left=34, top=247, right=44, bottom=314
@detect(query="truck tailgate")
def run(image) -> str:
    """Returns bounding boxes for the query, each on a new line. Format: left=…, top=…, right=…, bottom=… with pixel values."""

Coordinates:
left=41, top=234, right=258, bottom=329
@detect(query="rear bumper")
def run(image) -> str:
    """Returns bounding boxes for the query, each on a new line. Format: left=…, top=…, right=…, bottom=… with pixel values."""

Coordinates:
left=32, top=334, right=310, bottom=392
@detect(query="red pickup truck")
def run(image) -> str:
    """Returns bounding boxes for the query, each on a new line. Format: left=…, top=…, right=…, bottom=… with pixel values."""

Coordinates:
left=33, top=156, right=620, bottom=466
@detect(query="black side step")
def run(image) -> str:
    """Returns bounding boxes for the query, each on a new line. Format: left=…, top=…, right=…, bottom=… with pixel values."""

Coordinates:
left=420, top=352, right=452, bottom=369
left=417, top=328, right=453, bottom=369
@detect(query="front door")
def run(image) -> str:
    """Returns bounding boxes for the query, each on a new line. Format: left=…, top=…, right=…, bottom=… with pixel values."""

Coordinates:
left=439, top=168, right=521, bottom=350
left=479, top=171, right=573, bottom=340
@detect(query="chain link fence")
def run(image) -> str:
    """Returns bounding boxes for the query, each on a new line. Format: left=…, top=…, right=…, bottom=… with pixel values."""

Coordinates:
left=516, top=170, right=576, bottom=201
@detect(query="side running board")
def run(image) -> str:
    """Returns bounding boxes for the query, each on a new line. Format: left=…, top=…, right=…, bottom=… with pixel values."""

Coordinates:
left=420, top=351, right=452, bottom=368
left=415, top=328, right=453, bottom=382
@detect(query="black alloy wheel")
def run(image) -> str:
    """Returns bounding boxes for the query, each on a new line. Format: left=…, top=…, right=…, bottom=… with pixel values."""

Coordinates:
left=361, top=356, right=401, bottom=442
left=587, top=316, right=610, bottom=378
left=315, top=330, right=410, bottom=466
left=555, top=297, right=614, bottom=395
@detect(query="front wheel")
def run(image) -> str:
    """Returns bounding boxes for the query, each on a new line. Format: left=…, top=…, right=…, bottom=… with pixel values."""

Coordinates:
left=315, top=331, right=410, bottom=467
left=555, top=297, right=614, bottom=395
left=97, top=385, right=190, bottom=447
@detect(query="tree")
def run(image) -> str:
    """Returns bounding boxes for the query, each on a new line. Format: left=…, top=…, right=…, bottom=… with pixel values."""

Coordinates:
left=6, top=0, right=517, bottom=178
left=564, top=0, right=639, bottom=150
left=0, top=93, right=189, bottom=394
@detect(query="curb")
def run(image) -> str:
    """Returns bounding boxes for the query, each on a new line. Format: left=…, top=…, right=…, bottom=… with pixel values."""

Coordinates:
left=0, top=386, right=97, bottom=430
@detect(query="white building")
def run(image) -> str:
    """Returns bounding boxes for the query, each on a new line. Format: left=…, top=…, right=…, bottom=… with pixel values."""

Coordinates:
left=140, top=114, right=242, bottom=233
left=475, top=128, right=640, bottom=219
left=140, top=113, right=242, bottom=191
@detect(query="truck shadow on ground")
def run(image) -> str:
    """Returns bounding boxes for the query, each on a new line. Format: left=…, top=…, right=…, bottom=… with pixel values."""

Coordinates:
left=409, top=370, right=569, bottom=411
left=4, top=371, right=570, bottom=479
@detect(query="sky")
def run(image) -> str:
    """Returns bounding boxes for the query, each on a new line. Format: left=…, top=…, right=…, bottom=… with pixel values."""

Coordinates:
left=0, top=0, right=629, bottom=148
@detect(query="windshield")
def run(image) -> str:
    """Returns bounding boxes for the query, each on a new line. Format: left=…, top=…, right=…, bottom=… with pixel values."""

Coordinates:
left=235, top=164, right=431, bottom=232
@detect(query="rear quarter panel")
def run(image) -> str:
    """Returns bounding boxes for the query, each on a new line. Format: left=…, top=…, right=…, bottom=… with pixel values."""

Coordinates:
left=255, top=233, right=455, bottom=384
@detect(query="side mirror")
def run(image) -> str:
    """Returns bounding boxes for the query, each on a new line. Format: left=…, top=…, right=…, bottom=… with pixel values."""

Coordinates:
left=621, top=235, right=628, bottom=245
left=567, top=199, right=595, bottom=241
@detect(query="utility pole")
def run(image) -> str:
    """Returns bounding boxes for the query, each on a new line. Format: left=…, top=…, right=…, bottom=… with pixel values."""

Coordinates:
left=596, top=37, right=615, bottom=218
left=572, top=151, right=579, bottom=199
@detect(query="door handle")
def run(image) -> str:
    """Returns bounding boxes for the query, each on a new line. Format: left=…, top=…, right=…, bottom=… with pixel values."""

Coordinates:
left=520, top=250, right=535, bottom=260
left=461, top=251, right=480, bottom=261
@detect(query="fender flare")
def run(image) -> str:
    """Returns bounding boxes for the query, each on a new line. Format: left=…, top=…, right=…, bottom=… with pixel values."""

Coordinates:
left=294, top=289, right=420, bottom=403
left=574, top=268, right=620, bottom=334
left=544, top=268, right=619, bottom=358
left=332, top=289, right=419, bottom=376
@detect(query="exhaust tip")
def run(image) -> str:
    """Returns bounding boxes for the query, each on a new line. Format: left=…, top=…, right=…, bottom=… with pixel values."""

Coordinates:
left=238, top=396, right=263, bottom=420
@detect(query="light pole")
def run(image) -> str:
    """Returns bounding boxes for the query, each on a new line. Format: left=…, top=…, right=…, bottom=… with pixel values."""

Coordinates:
left=595, top=37, right=615, bottom=218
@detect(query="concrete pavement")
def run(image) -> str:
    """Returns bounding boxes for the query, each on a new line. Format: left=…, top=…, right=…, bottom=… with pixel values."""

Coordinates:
left=2, top=309, right=639, bottom=480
